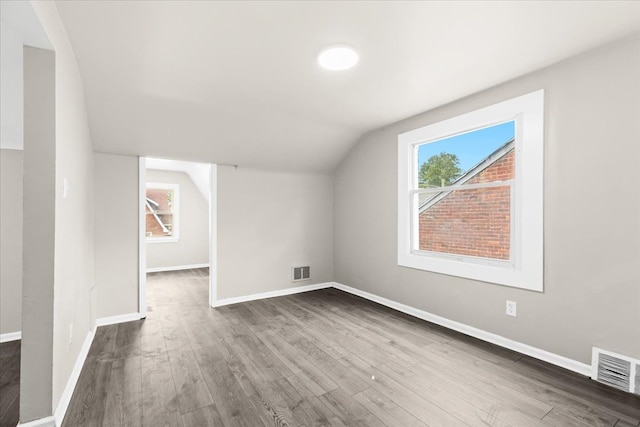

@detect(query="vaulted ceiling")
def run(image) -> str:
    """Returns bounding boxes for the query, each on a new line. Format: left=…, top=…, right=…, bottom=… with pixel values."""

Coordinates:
left=55, top=1, right=640, bottom=172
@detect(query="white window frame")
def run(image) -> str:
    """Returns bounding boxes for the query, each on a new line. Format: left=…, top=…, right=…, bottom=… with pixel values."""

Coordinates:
left=398, top=90, right=544, bottom=291
left=145, top=182, right=180, bottom=243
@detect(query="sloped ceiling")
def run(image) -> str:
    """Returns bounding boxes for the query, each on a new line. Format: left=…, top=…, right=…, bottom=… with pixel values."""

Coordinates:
left=146, top=157, right=211, bottom=203
left=55, top=1, right=640, bottom=173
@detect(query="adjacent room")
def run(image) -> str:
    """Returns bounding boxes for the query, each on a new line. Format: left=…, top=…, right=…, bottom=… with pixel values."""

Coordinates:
left=143, top=157, right=214, bottom=327
left=1, top=1, right=639, bottom=426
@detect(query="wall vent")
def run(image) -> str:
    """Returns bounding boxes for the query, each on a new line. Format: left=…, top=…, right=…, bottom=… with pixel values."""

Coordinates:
left=292, top=266, right=310, bottom=283
left=592, top=347, right=639, bottom=395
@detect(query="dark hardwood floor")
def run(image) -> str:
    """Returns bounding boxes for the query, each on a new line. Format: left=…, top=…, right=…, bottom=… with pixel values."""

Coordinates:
left=57, top=268, right=640, bottom=426
left=0, top=339, right=20, bottom=427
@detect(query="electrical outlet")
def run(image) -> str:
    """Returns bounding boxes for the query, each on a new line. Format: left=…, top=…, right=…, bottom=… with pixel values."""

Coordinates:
left=506, top=300, right=517, bottom=317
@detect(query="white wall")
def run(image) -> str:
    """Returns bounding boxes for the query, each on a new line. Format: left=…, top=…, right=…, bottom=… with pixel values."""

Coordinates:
left=0, top=0, right=51, bottom=150
left=0, top=17, right=24, bottom=150
left=94, top=160, right=335, bottom=316
left=146, top=169, right=209, bottom=270
left=31, top=0, right=96, bottom=419
left=217, top=167, right=334, bottom=299
left=94, top=153, right=139, bottom=319
left=0, top=0, right=54, bottom=344
left=21, top=45, right=56, bottom=423
left=333, top=37, right=640, bottom=364
left=0, top=149, right=23, bottom=336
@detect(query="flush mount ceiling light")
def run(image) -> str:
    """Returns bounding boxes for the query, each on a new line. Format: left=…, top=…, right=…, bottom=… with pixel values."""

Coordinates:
left=317, top=44, right=359, bottom=71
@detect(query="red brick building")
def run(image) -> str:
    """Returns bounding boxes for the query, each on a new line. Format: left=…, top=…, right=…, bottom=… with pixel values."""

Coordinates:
left=418, top=140, right=514, bottom=260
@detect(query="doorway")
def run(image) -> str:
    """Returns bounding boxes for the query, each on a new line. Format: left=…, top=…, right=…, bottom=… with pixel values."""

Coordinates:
left=138, top=158, right=217, bottom=316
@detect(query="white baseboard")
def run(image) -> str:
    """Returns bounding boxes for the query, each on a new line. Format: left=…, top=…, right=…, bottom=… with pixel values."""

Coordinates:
left=53, top=329, right=95, bottom=426
left=332, top=282, right=592, bottom=377
left=212, top=282, right=333, bottom=308
left=17, top=416, right=56, bottom=427
left=211, top=280, right=590, bottom=376
left=17, top=280, right=590, bottom=427
left=0, top=330, right=21, bottom=343
left=17, top=329, right=94, bottom=426
left=96, top=312, right=143, bottom=327
left=146, top=263, right=209, bottom=273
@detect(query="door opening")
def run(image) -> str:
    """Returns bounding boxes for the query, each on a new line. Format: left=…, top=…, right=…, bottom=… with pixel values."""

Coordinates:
left=138, top=157, right=217, bottom=316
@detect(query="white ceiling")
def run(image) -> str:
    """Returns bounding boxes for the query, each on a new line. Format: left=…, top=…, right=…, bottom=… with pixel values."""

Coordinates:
left=54, top=1, right=640, bottom=173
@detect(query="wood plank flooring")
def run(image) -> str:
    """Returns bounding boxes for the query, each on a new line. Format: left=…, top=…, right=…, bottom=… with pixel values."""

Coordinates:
left=57, top=268, right=640, bottom=426
left=0, top=339, right=20, bottom=427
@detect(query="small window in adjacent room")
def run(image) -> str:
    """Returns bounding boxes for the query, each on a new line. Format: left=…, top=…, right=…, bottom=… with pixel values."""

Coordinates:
left=398, top=90, right=544, bottom=291
left=145, top=183, right=180, bottom=243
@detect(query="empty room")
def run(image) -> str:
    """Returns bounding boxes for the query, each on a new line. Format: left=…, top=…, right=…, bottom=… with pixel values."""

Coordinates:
left=1, top=1, right=640, bottom=426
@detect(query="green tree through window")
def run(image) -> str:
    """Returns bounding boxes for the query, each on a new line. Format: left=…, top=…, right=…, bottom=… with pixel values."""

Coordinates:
left=419, top=152, right=462, bottom=188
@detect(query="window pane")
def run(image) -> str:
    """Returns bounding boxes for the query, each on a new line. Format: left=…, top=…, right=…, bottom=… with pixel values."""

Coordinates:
left=418, top=185, right=511, bottom=260
left=417, top=121, right=515, bottom=189
left=146, top=188, right=175, bottom=238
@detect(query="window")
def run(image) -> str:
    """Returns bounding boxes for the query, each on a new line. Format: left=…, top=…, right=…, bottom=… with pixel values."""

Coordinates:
left=145, top=183, right=180, bottom=243
left=398, top=90, right=544, bottom=291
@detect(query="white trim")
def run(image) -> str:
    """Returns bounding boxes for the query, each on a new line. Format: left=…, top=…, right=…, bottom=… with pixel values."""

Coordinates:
left=209, top=164, right=218, bottom=308
left=414, top=179, right=514, bottom=195
left=331, top=282, right=591, bottom=377
left=208, top=280, right=589, bottom=376
left=146, top=263, right=209, bottom=273
left=591, top=346, right=599, bottom=381
left=53, top=329, right=95, bottom=426
left=96, top=312, right=143, bottom=327
left=22, top=328, right=100, bottom=426
left=138, top=157, right=147, bottom=318
left=398, top=90, right=544, bottom=292
left=0, top=330, right=21, bottom=343
left=212, top=282, right=333, bottom=308
left=145, top=237, right=179, bottom=244
left=17, top=416, right=56, bottom=427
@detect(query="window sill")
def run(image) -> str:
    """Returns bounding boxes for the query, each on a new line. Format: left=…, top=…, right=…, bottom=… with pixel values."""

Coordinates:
left=146, top=238, right=180, bottom=244
left=398, top=251, right=542, bottom=292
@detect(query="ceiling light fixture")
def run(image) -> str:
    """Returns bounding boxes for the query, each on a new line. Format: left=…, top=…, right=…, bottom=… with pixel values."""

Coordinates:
left=317, top=44, right=359, bottom=71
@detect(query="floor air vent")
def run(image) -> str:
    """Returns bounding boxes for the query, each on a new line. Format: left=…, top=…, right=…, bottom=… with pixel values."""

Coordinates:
left=592, top=348, right=639, bottom=394
left=292, top=266, right=310, bottom=282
